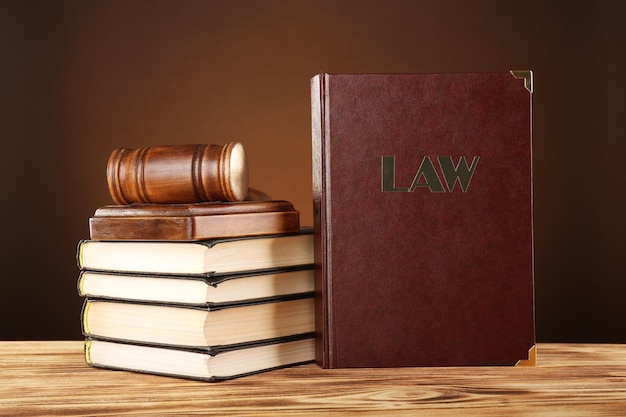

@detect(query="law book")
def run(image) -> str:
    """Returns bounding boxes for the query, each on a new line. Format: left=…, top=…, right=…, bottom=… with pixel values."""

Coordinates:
left=88, top=200, right=300, bottom=241
left=311, top=72, right=536, bottom=368
left=85, top=336, right=315, bottom=382
left=81, top=297, right=314, bottom=350
left=77, top=267, right=314, bottom=307
left=77, top=230, right=313, bottom=276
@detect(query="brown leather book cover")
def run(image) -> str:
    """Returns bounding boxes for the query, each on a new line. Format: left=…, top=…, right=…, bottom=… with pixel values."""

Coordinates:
left=311, top=72, right=535, bottom=368
left=89, top=200, right=300, bottom=241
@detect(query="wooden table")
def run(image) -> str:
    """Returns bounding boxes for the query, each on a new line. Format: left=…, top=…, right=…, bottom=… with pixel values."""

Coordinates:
left=1, top=342, right=625, bottom=416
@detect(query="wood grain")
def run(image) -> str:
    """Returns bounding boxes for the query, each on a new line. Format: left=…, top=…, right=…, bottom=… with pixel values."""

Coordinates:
left=88, top=200, right=301, bottom=241
left=1, top=342, right=626, bottom=416
left=107, top=142, right=249, bottom=204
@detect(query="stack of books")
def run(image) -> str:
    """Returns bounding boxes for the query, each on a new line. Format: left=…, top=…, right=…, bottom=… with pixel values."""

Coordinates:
left=76, top=145, right=316, bottom=381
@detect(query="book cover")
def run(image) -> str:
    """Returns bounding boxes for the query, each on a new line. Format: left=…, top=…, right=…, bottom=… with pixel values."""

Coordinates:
left=311, top=72, right=535, bottom=368
left=89, top=200, right=300, bottom=241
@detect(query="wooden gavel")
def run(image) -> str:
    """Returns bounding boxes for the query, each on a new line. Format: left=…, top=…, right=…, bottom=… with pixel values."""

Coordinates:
left=106, top=142, right=250, bottom=204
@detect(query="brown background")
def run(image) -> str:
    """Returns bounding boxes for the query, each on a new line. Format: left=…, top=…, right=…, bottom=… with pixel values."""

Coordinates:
left=1, top=0, right=624, bottom=342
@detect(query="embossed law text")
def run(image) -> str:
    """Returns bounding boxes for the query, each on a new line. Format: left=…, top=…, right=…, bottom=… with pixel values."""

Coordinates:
left=381, top=156, right=479, bottom=192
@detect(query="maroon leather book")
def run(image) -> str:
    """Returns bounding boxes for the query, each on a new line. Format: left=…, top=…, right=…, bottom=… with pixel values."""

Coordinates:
left=311, top=72, right=536, bottom=368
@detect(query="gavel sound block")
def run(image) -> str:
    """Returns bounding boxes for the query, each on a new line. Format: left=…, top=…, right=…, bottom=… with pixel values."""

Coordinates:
left=88, top=200, right=302, bottom=241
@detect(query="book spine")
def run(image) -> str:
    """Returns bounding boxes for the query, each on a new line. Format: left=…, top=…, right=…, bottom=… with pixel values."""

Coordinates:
left=311, top=74, right=333, bottom=368
left=76, top=240, right=86, bottom=269
left=84, top=339, right=93, bottom=365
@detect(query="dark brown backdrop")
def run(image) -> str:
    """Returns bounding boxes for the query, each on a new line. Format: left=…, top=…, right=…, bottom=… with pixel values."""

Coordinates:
left=1, top=0, right=624, bottom=342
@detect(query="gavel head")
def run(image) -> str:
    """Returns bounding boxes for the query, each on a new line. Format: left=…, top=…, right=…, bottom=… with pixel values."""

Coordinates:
left=106, top=142, right=249, bottom=204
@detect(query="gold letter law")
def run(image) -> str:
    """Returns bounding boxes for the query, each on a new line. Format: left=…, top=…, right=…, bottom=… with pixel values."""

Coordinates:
left=381, top=156, right=479, bottom=192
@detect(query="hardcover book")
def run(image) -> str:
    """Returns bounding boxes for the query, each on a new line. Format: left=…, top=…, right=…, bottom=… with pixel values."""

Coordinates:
left=81, top=297, right=314, bottom=349
left=78, top=267, right=314, bottom=307
left=77, top=230, right=313, bottom=276
left=85, top=336, right=315, bottom=382
left=311, top=72, right=536, bottom=368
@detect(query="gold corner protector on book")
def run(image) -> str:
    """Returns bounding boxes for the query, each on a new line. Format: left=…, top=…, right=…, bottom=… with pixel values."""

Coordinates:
left=510, top=70, right=534, bottom=93
left=84, top=339, right=93, bottom=365
left=515, top=344, right=537, bottom=366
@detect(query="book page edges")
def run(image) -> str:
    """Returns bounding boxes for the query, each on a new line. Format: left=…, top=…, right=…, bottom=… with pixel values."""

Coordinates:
left=510, top=70, right=534, bottom=93
left=515, top=344, right=537, bottom=366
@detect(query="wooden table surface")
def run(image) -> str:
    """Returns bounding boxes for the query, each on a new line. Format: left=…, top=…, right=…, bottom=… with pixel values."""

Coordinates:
left=1, top=341, right=625, bottom=416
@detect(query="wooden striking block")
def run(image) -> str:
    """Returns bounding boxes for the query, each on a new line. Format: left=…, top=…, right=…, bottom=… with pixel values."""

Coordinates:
left=88, top=200, right=301, bottom=241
